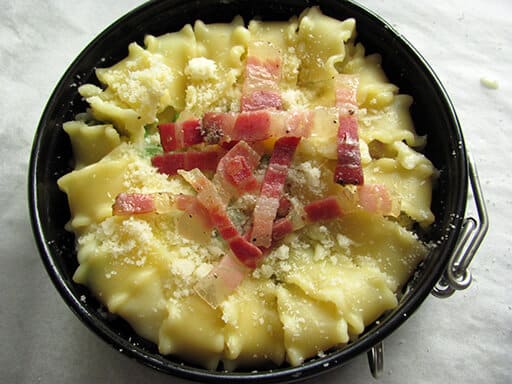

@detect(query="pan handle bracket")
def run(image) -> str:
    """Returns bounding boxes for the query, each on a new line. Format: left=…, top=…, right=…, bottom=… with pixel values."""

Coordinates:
left=432, top=156, right=489, bottom=298
left=367, top=342, right=384, bottom=379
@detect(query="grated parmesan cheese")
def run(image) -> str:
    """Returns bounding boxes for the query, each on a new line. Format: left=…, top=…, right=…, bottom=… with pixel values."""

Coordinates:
left=185, top=57, right=219, bottom=81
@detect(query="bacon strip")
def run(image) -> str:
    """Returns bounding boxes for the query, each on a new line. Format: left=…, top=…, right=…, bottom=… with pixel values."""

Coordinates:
left=335, top=74, right=359, bottom=115
left=151, top=150, right=223, bottom=175
left=178, top=169, right=263, bottom=268
left=334, top=74, right=364, bottom=185
left=304, top=196, right=343, bottom=222
left=194, top=251, right=249, bottom=309
left=271, top=196, right=344, bottom=241
left=202, top=110, right=272, bottom=144
left=334, top=116, right=364, bottom=185
left=276, top=196, right=292, bottom=218
left=112, top=192, right=213, bottom=229
left=357, top=184, right=399, bottom=217
left=241, top=41, right=283, bottom=111
left=202, top=109, right=316, bottom=145
left=250, top=136, right=301, bottom=248
left=112, top=193, right=158, bottom=215
left=159, top=119, right=203, bottom=152
left=214, top=141, right=261, bottom=196
left=175, top=194, right=214, bottom=229
left=271, top=217, right=294, bottom=242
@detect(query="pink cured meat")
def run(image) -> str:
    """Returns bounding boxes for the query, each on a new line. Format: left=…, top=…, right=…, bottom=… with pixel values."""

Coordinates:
left=174, top=194, right=214, bottom=229
left=335, top=74, right=359, bottom=115
left=334, top=74, right=364, bottom=185
left=194, top=251, right=249, bottom=309
left=334, top=115, right=364, bottom=185
left=151, top=150, right=223, bottom=175
left=112, top=193, right=157, bottom=215
left=158, top=119, right=203, bottom=152
left=202, top=110, right=272, bottom=143
left=357, top=184, right=397, bottom=216
left=202, top=109, right=314, bottom=144
left=241, top=41, right=283, bottom=111
left=271, top=217, right=294, bottom=242
left=112, top=192, right=214, bottom=229
left=303, top=196, right=343, bottom=222
left=215, top=141, right=261, bottom=195
left=250, top=136, right=301, bottom=248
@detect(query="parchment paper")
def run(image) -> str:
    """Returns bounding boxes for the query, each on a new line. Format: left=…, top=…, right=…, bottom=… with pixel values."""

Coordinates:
left=1, top=0, right=509, bottom=382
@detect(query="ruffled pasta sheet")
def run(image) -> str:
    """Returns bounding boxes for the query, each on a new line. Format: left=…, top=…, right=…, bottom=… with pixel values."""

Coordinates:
left=358, top=96, right=436, bottom=226
left=159, top=295, right=225, bottom=370
left=336, top=36, right=436, bottom=225
left=57, top=146, right=133, bottom=232
left=158, top=277, right=283, bottom=371
left=220, top=279, right=285, bottom=370
left=57, top=145, right=173, bottom=232
left=73, top=224, right=169, bottom=343
left=78, top=17, right=250, bottom=142
left=295, top=7, right=355, bottom=84
left=80, top=42, right=177, bottom=143
left=276, top=284, right=349, bottom=366
left=63, top=120, right=120, bottom=169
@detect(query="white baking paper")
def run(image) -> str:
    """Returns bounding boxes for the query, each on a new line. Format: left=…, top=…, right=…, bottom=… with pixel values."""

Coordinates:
left=0, top=0, right=509, bottom=382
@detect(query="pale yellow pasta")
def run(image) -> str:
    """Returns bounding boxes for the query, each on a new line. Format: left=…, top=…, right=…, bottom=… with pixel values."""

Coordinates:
left=145, top=24, right=198, bottom=111
left=285, top=257, right=397, bottom=335
left=194, top=17, right=249, bottom=69
left=277, top=284, right=349, bottom=366
left=83, top=94, right=145, bottom=142
left=364, top=158, right=435, bottom=226
left=221, top=279, right=285, bottom=370
left=335, top=212, right=428, bottom=287
left=63, top=121, right=120, bottom=169
left=57, top=152, right=132, bottom=231
left=159, top=295, right=225, bottom=370
left=248, top=19, right=300, bottom=87
left=248, top=19, right=299, bottom=50
left=58, top=7, right=437, bottom=371
left=358, top=95, right=421, bottom=147
left=296, top=7, right=355, bottom=83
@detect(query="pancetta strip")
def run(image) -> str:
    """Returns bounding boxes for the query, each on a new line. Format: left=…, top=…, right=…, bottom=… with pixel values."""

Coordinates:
left=241, top=41, right=283, bottom=111
left=250, top=136, right=301, bottom=248
left=214, top=141, right=261, bottom=196
left=334, top=74, right=364, bottom=185
left=194, top=251, right=249, bottom=309
left=202, top=109, right=316, bottom=145
left=151, top=150, right=223, bottom=175
left=175, top=194, right=215, bottom=229
left=303, top=196, right=344, bottom=222
left=335, top=74, right=359, bottom=115
left=158, top=118, right=203, bottom=152
left=112, top=192, right=213, bottom=229
left=112, top=192, right=159, bottom=215
left=334, top=115, right=364, bottom=185
left=357, top=184, right=400, bottom=217
left=271, top=217, right=294, bottom=242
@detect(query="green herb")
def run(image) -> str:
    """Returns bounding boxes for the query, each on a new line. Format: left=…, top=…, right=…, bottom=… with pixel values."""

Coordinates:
left=144, top=143, right=163, bottom=157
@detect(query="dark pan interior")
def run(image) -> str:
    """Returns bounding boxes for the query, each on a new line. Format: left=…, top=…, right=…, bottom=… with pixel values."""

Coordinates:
left=28, top=0, right=468, bottom=382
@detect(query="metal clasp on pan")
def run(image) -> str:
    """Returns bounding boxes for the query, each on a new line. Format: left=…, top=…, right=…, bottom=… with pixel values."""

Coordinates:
left=432, top=156, right=489, bottom=298
left=367, top=342, right=384, bottom=379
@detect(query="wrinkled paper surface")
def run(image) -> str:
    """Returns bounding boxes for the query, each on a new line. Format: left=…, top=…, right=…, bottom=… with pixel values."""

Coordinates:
left=0, top=0, right=510, bottom=383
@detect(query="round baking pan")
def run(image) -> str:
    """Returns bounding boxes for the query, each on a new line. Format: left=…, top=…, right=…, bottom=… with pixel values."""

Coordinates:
left=29, top=0, right=471, bottom=382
